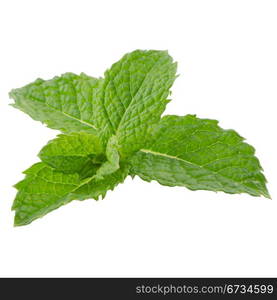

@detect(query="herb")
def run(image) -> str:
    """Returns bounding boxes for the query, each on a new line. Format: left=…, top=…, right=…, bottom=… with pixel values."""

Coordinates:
left=10, top=50, right=269, bottom=226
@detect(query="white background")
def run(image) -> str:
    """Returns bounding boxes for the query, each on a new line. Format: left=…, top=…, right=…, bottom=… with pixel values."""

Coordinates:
left=0, top=0, right=276, bottom=277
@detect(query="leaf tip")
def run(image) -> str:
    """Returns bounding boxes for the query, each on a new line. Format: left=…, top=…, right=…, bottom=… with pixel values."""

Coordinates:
left=263, top=189, right=271, bottom=199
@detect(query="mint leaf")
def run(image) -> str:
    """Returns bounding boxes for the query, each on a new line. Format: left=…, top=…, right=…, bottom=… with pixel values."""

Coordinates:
left=10, top=73, right=99, bottom=134
left=39, top=132, right=103, bottom=173
left=13, top=132, right=123, bottom=225
left=39, top=132, right=119, bottom=178
left=94, top=50, right=177, bottom=157
left=10, top=49, right=269, bottom=226
left=94, top=135, right=120, bottom=179
left=13, top=162, right=129, bottom=226
left=130, top=115, right=270, bottom=198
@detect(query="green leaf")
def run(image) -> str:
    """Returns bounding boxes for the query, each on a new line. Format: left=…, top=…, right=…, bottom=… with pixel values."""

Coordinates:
left=9, top=73, right=99, bottom=134
left=39, top=132, right=103, bottom=173
left=94, top=135, right=120, bottom=180
left=94, top=50, right=177, bottom=158
left=39, top=132, right=120, bottom=179
left=130, top=115, right=270, bottom=198
left=10, top=50, right=270, bottom=226
left=13, top=162, right=129, bottom=226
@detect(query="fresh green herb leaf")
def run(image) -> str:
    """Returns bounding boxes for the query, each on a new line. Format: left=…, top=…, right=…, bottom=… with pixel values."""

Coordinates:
left=39, top=132, right=103, bottom=173
left=94, top=135, right=120, bottom=180
left=94, top=50, right=177, bottom=157
left=130, top=115, right=270, bottom=198
left=13, top=162, right=129, bottom=226
left=10, top=50, right=269, bottom=226
left=10, top=73, right=99, bottom=134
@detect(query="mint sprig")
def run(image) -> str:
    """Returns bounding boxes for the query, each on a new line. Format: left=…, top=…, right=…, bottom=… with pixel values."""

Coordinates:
left=10, top=50, right=269, bottom=226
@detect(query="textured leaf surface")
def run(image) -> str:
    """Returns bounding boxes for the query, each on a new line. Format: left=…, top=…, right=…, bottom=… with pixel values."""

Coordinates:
left=10, top=50, right=270, bottom=227
left=94, top=50, right=177, bottom=157
left=13, top=162, right=129, bottom=226
left=130, top=115, right=269, bottom=198
left=39, top=132, right=103, bottom=173
left=94, top=135, right=120, bottom=179
left=10, top=73, right=99, bottom=134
